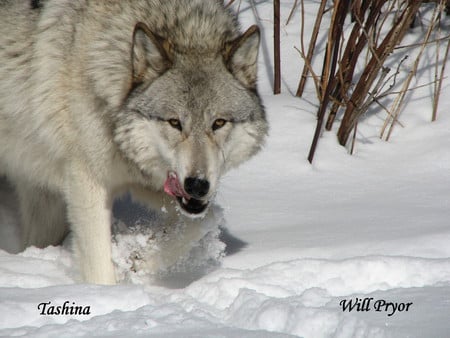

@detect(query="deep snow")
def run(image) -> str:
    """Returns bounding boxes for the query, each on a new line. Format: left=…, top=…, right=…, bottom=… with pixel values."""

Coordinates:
left=1, top=1, right=450, bottom=337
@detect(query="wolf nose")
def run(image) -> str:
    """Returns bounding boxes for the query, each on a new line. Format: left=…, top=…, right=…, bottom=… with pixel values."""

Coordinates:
left=184, top=177, right=210, bottom=199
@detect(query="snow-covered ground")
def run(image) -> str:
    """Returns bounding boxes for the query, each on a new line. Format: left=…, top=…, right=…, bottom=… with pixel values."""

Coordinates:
left=1, top=1, right=450, bottom=337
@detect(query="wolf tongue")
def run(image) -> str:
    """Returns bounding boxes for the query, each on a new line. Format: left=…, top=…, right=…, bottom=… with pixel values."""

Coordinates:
left=164, top=173, right=190, bottom=199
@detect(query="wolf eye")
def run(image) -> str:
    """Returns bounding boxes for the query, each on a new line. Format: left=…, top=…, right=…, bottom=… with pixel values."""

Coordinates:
left=212, top=119, right=227, bottom=131
left=168, top=118, right=182, bottom=131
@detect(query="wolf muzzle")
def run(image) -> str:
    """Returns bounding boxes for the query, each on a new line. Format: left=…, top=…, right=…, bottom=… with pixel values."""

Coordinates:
left=164, top=172, right=210, bottom=216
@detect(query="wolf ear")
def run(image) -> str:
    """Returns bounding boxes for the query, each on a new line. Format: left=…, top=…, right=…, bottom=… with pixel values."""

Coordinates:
left=131, top=22, right=172, bottom=85
left=225, top=25, right=260, bottom=90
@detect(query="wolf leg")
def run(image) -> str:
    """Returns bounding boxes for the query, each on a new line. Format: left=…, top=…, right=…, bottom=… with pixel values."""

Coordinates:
left=130, top=186, right=214, bottom=272
left=65, top=162, right=116, bottom=284
left=17, top=182, right=68, bottom=249
left=152, top=213, right=214, bottom=271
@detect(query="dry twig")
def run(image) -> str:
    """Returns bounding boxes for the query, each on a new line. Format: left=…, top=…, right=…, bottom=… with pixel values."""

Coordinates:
left=296, top=0, right=327, bottom=98
left=274, top=0, right=281, bottom=94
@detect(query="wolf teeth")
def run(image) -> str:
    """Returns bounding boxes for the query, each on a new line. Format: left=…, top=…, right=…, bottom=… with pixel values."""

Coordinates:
left=182, top=197, right=188, bottom=205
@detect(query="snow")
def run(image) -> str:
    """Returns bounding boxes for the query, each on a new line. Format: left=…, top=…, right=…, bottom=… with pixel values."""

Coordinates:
left=1, top=1, right=450, bottom=337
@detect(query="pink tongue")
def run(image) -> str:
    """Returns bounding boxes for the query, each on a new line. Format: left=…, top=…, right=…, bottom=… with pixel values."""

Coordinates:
left=164, top=173, right=190, bottom=199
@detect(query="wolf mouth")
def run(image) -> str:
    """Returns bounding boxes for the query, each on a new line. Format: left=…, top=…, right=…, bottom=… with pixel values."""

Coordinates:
left=176, top=196, right=209, bottom=215
left=164, top=172, right=209, bottom=215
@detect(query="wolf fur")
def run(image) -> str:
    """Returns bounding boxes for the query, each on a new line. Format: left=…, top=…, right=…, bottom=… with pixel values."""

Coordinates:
left=0, top=0, right=268, bottom=284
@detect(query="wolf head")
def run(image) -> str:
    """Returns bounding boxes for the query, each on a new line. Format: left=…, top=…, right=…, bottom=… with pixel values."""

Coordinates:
left=114, top=20, right=267, bottom=217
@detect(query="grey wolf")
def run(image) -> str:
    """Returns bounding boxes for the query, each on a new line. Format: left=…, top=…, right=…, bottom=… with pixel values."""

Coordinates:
left=0, top=0, right=267, bottom=284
